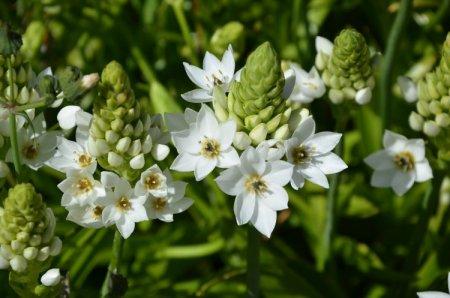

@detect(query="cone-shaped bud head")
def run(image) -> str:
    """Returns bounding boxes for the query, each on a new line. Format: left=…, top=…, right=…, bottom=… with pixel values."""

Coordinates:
left=321, top=28, right=374, bottom=104
left=210, top=21, right=245, bottom=59
left=412, top=33, right=450, bottom=163
left=90, top=61, right=152, bottom=180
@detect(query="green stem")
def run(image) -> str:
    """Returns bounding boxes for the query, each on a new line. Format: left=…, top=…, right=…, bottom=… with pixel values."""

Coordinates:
left=317, top=113, right=348, bottom=271
left=379, top=0, right=412, bottom=134
left=247, top=226, right=260, bottom=298
left=424, top=0, right=450, bottom=31
left=15, top=99, right=47, bottom=112
left=170, top=0, right=200, bottom=65
left=101, top=230, right=125, bottom=297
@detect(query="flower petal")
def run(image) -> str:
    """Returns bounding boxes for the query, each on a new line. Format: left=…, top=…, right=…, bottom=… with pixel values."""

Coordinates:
left=234, top=192, right=256, bottom=225
left=261, top=183, right=289, bottom=211
left=290, top=169, right=305, bottom=190
left=370, top=168, right=396, bottom=187
left=383, top=130, right=407, bottom=149
left=218, top=120, right=236, bottom=149
left=415, top=160, right=433, bottom=182
left=417, top=292, right=450, bottom=298
left=216, top=167, right=245, bottom=196
left=194, top=156, right=217, bottom=181
left=116, top=217, right=135, bottom=239
left=203, top=51, right=222, bottom=76
left=305, top=132, right=342, bottom=155
left=250, top=202, right=277, bottom=238
left=221, top=45, right=235, bottom=80
left=170, top=197, right=193, bottom=214
left=217, top=147, right=240, bottom=168
left=299, top=164, right=329, bottom=188
left=240, top=147, right=266, bottom=175
left=314, top=152, right=347, bottom=174
left=292, top=116, right=316, bottom=143
left=405, top=139, right=425, bottom=161
left=391, top=170, right=415, bottom=196
left=172, top=130, right=201, bottom=154
left=181, top=89, right=213, bottom=103
left=57, top=106, right=81, bottom=130
left=263, top=160, right=293, bottom=186
left=183, top=62, right=209, bottom=90
left=315, top=36, right=333, bottom=55
left=170, top=152, right=198, bottom=172
left=165, top=113, right=188, bottom=132
left=364, top=150, right=395, bottom=170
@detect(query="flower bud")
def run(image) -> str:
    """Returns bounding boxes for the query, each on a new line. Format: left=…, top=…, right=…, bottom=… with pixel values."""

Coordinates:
left=40, top=268, right=61, bottom=287
left=423, top=120, right=441, bottom=137
left=409, top=112, right=424, bottom=131
left=10, top=255, right=27, bottom=272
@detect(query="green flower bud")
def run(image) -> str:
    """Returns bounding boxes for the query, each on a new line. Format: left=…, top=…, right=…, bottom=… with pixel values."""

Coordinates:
left=210, top=21, right=245, bottom=59
left=90, top=61, right=155, bottom=180
left=319, top=29, right=374, bottom=104
left=0, top=184, right=61, bottom=297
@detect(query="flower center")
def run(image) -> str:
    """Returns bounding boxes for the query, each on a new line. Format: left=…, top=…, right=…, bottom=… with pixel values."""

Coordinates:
left=116, top=196, right=131, bottom=211
left=22, top=143, right=38, bottom=160
left=152, top=197, right=167, bottom=211
left=92, top=206, right=103, bottom=220
left=145, top=173, right=161, bottom=190
left=245, top=175, right=268, bottom=196
left=393, top=151, right=415, bottom=171
left=76, top=178, right=93, bottom=193
left=292, top=145, right=310, bottom=164
left=77, top=153, right=92, bottom=168
left=200, top=138, right=221, bottom=159
left=212, top=73, right=224, bottom=86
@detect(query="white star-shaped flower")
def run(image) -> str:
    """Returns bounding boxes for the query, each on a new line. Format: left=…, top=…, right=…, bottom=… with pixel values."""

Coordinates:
left=135, top=164, right=168, bottom=197
left=57, top=105, right=92, bottom=144
left=58, top=169, right=106, bottom=207
left=364, top=130, right=433, bottom=196
left=284, top=116, right=347, bottom=189
left=6, top=114, right=58, bottom=170
left=216, top=147, right=293, bottom=238
left=289, top=64, right=326, bottom=104
left=101, top=171, right=148, bottom=239
left=49, top=137, right=97, bottom=174
left=66, top=201, right=108, bottom=229
left=182, top=45, right=235, bottom=103
left=145, top=169, right=193, bottom=222
left=417, top=273, right=450, bottom=298
left=170, top=104, right=240, bottom=181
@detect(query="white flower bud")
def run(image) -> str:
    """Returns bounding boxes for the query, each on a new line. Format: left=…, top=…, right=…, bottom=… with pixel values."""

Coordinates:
left=11, top=240, right=25, bottom=252
left=49, top=237, right=62, bottom=256
left=408, top=112, right=424, bottom=131
left=41, top=268, right=61, bottom=287
left=122, top=124, right=134, bottom=136
left=108, top=152, right=124, bottom=167
left=355, top=87, right=372, bottom=105
left=329, top=89, right=344, bottom=104
left=128, top=140, right=142, bottom=156
left=129, top=154, right=145, bottom=169
left=5, top=85, right=18, bottom=100
left=134, top=120, right=144, bottom=137
left=272, top=124, right=290, bottom=140
left=436, top=113, right=450, bottom=127
left=0, top=255, right=9, bottom=269
left=417, top=101, right=430, bottom=117
left=423, top=120, right=441, bottom=137
left=30, top=89, right=40, bottom=102
left=397, top=76, right=418, bottom=103
left=141, top=135, right=153, bottom=154
left=29, top=234, right=42, bottom=246
left=1, top=245, right=13, bottom=260
left=151, top=144, right=170, bottom=161
left=96, top=139, right=110, bottom=155
left=249, top=124, right=268, bottom=145
left=17, top=87, right=30, bottom=104
left=233, top=132, right=252, bottom=150
left=23, top=247, right=38, bottom=260
left=81, top=73, right=100, bottom=90
left=37, top=246, right=50, bottom=261
left=105, top=130, right=119, bottom=144
left=10, top=255, right=27, bottom=272
left=116, top=137, right=131, bottom=153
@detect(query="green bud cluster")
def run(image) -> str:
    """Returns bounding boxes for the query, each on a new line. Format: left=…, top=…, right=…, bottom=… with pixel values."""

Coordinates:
left=316, top=29, right=375, bottom=104
left=214, top=42, right=306, bottom=148
left=409, top=33, right=450, bottom=162
left=210, top=21, right=245, bottom=59
left=0, top=53, right=40, bottom=105
left=89, top=61, right=153, bottom=181
left=0, top=184, right=61, bottom=272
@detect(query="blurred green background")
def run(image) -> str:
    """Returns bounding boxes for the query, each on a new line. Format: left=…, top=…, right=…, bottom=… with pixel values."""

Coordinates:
left=0, top=0, right=449, bottom=297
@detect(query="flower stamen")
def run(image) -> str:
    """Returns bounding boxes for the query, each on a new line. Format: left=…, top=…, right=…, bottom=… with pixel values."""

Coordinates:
left=92, top=205, right=103, bottom=220
left=245, top=175, right=268, bottom=196
left=116, top=196, right=131, bottom=211
left=200, top=138, right=221, bottom=159
left=152, top=197, right=167, bottom=211
left=393, top=151, right=415, bottom=171
left=76, top=178, right=93, bottom=194
left=23, top=143, right=39, bottom=160
left=77, top=153, right=92, bottom=168
left=291, top=145, right=311, bottom=165
left=145, top=173, right=161, bottom=190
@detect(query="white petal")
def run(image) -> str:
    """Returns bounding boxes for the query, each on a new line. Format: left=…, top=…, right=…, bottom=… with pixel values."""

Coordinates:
left=292, top=116, right=316, bottom=143
left=305, top=132, right=342, bottom=155
left=128, top=204, right=148, bottom=222
left=290, top=169, right=305, bottom=190
left=183, top=62, right=209, bottom=90
left=172, top=130, right=201, bottom=154
left=57, top=106, right=81, bottom=130
left=116, top=217, right=135, bottom=239
left=415, top=160, right=433, bottom=182
left=194, top=156, right=217, bottom=181
left=300, top=165, right=329, bottom=188
left=165, top=113, right=188, bottom=132
left=181, top=89, right=213, bottom=103
left=170, top=197, right=193, bottom=214
left=221, top=45, right=235, bottom=79
left=397, top=76, right=418, bottom=103
left=218, top=120, right=236, bottom=149
left=217, top=147, right=240, bottom=168
left=261, top=183, right=289, bottom=211
left=364, top=150, right=395, bottom=170
left=263, top=160, right=293, bottom=186
left=417, top=292, right=450, bottom=298
left=392, top=170, right=415, bottom=196
left=196, top=104, right=219, bottom=138
left=355, top=87, right=372, bottom=105
left=234, top=192, right=256, bottom=225
left=250, top=202, right=277, bottom=238
left=216, top=167, right=245, bottom=196
left=170, top=152, right=198, bottom=172
left=405, top=139, right=425, bottom=161
left=151, top=144, right=170, bottom=161
left=41, top=268, right=61, bottom=286
left=383, top=130, right=407, bottom=149
left=203, top=52, right=222, bottom=76
left=282, top=68, right=296, bottom=99
left=314, top=152, right=347, bottom=174
left=315, top=36, right=333, bottom=55
left=370, top=168, right=396, bottom=187
left=130, top=154, right=145, bottom=169
left=240, top=147, right=266, bottom=175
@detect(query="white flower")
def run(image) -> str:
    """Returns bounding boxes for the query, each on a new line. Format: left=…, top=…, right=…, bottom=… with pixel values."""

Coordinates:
left=364, top=130, right=433, bottom=196
left=41, top=268, right=61, bottom=287
left=6, top=114, right=58, bottom=170
left=417, top=273, right=450, bottom=298
left=165, top=108, right=198, bottom=133
left=0, top=107, right=35, bottom=137
left=101, top=172, right=148, bottom=239
left=355, top=87, right=372, bottom=105
left=148, top=114, right=170, bottom=161
left=398, top=76, right=418, bottom=103
left=289, top=64, right=325, bottom=103
left=135, top=164, right=168, bottom=197
left=216, top=147, right=293, bottom=238
left=182, top=45, right=235, bottom=103
left=145, top=169, right=193, bottom=222
left=49, top=137, right=97, bottom=174
left=66, top=202, right=108, bottom=229
left=284, top=116, right=347, bottom=189
left=57, top=105, right=92, bottom=144
left=315, top=36, right=334, bottom=56
left=171, top=105, right=240, bottom=181
left=256, top=139, right=285, bottom=162
left=58, top=169, right=106, bottom=207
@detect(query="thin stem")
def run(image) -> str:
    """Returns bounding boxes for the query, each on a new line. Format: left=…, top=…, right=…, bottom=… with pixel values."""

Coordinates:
left=170, top=0, right=200, bottom=65
left=379, top=0, right=412, bottom=134
left=15, top=99, right=47, bottom=112
left=317, top=113, right=348, bottom=271
left=424, top=0, right=449, bottom=31
left=101, top=230, right=124, bottom=297
left=247, top=226, right=260, bottom=298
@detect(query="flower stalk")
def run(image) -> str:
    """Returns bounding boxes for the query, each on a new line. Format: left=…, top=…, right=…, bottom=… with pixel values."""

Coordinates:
left=247, top=226, right=260, bottom=298
left=101, top=230, right=124, bottom=297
